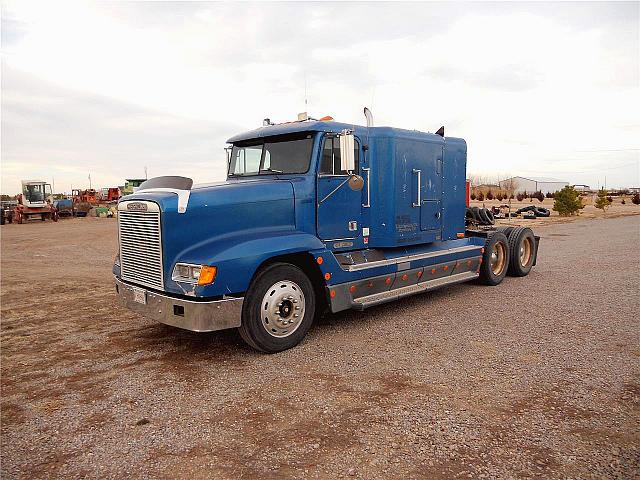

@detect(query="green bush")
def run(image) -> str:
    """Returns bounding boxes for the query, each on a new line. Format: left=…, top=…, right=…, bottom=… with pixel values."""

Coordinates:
left=553, top=186, right=583, bottom=216
left=595, top=189, right=612, bottom=212
left=486, top=190, right=494, bottom=200
left=477, top=191, right=485, bottom=201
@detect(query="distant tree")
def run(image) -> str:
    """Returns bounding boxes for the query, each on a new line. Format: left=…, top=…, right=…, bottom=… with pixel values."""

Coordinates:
left=545, top=191, right=555, bottom=199
left=595, top=189, right=612, bottom=213
left=486, top=189, right=494, bottom=200
left=516, top=193, right=525, bottom=202
left=477, top=191, right=485, bottom=201
left=534, top=191, right=545, bottom=202
left=553, top=186, right=583, bottom=216
left=509, top=194, right=514, bottom=200
left=606, top=195, right=613, bottom=203
left=470, top=193, right=476, bottom=201
left=522, top=190, right=528, bottom=199
left=633, top=193, right=640, bottom=205
left=496, top=193, right=503, bottom=201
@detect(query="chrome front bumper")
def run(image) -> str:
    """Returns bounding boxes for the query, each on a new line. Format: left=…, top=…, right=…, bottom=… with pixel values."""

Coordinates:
left=115, top=276, right=243, bottom=332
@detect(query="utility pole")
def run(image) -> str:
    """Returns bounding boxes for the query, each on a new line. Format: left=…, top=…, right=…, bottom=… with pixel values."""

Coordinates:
left=144, top=166, right=148, bottom=180
left=88, top=173, right=92, bottom=189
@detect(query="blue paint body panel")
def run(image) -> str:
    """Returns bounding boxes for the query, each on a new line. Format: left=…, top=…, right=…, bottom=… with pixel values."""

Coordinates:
left=118, top=120, right=473, bottom=299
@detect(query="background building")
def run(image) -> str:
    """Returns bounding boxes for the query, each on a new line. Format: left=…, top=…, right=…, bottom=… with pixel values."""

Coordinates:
left=499, top=176, right=569, bottom=194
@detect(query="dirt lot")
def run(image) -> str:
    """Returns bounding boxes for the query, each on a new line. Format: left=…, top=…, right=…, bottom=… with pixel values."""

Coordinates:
left=1, top=215, right=639, bottom=479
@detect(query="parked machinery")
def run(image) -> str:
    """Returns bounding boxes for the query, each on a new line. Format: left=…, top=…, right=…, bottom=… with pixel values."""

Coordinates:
left=72, top=189, right=98, bottom=217
left=12, top=180, right=58, bottom=223
left=101, top=187, right=121, bottom=203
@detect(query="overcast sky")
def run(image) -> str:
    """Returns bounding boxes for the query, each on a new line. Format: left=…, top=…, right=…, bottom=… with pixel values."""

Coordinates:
left=1, top=1, right=638, bottom=194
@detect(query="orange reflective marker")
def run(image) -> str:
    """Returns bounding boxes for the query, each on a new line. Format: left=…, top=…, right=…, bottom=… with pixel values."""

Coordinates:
left=467, top=260, right=472, bottom=267
left=431, top=268, right=436, bottom=274
left=324, top=272, right=331, bottom=281
left=197, top=266, right=217, bottom=286
left=330, top=290, right=336, bottom=298
left=444, top=265, right=449, bottom=271
left=317, top=256, right=324, bottom=265
left=385, top=277, right=392, bottom=285
left=417, top=271, right=423, bottom=278
left=349, top=285, right=357, bottom=293
left=402, top=274, right=408, bottom=281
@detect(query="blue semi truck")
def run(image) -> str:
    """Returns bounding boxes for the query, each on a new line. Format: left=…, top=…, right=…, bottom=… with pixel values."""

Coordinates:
left=114, top=111, right=539, bottom=352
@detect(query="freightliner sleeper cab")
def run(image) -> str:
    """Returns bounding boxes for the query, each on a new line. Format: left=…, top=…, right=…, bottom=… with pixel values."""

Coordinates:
left=113, top=113, right=539, bottom=352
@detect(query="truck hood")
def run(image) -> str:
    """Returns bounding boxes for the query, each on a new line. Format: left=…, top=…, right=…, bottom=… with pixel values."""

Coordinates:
left=119, top=178, right=296, bottom=293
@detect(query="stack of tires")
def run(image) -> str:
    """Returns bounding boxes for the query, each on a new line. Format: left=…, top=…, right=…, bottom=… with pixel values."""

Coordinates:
left=515, top=205, right=551, bottom=218
left=466, top=206, right=495, bottom=226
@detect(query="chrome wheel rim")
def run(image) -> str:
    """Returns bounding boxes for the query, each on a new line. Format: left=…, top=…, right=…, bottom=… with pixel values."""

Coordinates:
left=491, top=242, right=507, bottom=276
left=519, top=237, right=533, bottom=267
left=261, top=280, right=305, bottom=338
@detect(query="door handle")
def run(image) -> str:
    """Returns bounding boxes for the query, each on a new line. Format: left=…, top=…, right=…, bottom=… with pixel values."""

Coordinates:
left=362, top=168, right=371, bottom=208
left=412, top=169, right=421, bottom=207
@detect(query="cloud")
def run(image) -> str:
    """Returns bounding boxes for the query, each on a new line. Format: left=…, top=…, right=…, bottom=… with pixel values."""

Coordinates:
left=1, top=66, right=240, bottom=193
left=1, top=1, right=638, bottom=192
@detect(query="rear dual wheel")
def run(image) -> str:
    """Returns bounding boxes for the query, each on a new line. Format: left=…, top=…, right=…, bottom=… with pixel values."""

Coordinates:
left=478, top=232, right=510, bottom=286
left=239, top=263, right=316, bottom=353
left=507, top=227, right=536, bottom=276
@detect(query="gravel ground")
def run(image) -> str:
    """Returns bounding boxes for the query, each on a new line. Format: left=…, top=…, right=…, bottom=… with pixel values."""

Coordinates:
left=1, top=215, right=639, bottom=479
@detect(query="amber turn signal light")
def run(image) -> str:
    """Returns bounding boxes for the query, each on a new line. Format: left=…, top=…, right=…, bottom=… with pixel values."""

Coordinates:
left=197, top=266, right=217, bottom=286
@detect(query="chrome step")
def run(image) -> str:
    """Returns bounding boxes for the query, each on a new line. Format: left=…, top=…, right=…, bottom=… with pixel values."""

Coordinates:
left=351, top=270, right=479, bottom=310
left=342, top=245, right=482, bottom=272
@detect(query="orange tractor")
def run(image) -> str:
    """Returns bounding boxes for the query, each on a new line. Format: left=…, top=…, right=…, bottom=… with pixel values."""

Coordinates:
left=12, top=180, right=58, bottom=223
left=72, top=189, right=99, bottom=217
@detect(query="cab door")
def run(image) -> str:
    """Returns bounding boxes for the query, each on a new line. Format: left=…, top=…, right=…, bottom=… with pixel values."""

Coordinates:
left=316, top=134, right=363, bottom=242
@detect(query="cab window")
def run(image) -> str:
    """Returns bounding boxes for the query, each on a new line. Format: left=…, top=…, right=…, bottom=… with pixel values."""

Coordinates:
left=319, top=135, right=359, bottom=175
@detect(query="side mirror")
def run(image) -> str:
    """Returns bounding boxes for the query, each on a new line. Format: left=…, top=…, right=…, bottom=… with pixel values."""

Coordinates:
left=339, top=130, right=355, bottom=172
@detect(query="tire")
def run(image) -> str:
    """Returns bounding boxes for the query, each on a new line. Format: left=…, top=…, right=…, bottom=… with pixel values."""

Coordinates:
left=496, top=226, right=515, bottom=237
left=478, top=232, right=510, bottom=286
left=534, top=207, right=550, bottom=217
left=238, top=263, right=316, bottom=353
left=477, top=208, right=491, bottom=225
left=469, top=206, right=483, bottom=223
left=507, top=227, right=536, bottom=277
left=516, top=205, right=536, bottom=214
left=465, top=208, right=475, bottom=223
left=483, top=208, right=495, bottom=225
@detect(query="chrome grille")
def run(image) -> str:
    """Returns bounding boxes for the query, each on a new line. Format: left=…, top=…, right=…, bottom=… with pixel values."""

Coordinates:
left=118, top=202, right=164, bottom=290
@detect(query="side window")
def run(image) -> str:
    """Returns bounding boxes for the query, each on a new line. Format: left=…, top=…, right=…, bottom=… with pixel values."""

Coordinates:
left=232, top=144, right=262, bottom=175
left=319, top=135, right=359, bottom=175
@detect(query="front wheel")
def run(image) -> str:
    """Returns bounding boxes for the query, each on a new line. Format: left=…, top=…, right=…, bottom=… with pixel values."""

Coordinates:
left=238, top=263, right=316, bottom=353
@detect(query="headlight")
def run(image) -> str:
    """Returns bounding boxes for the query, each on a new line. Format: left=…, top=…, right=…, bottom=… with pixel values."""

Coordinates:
left=172, top=263, right=217, bottom=286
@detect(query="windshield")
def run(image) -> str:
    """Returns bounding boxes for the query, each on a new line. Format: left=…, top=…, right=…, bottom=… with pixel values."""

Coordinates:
left=228, top=133, right=314, bottom=176
left=23, top=184, right=45, bottom=202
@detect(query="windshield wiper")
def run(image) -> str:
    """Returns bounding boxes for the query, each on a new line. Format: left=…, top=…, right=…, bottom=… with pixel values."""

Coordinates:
left=260, top=167, right=283, bottom=174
